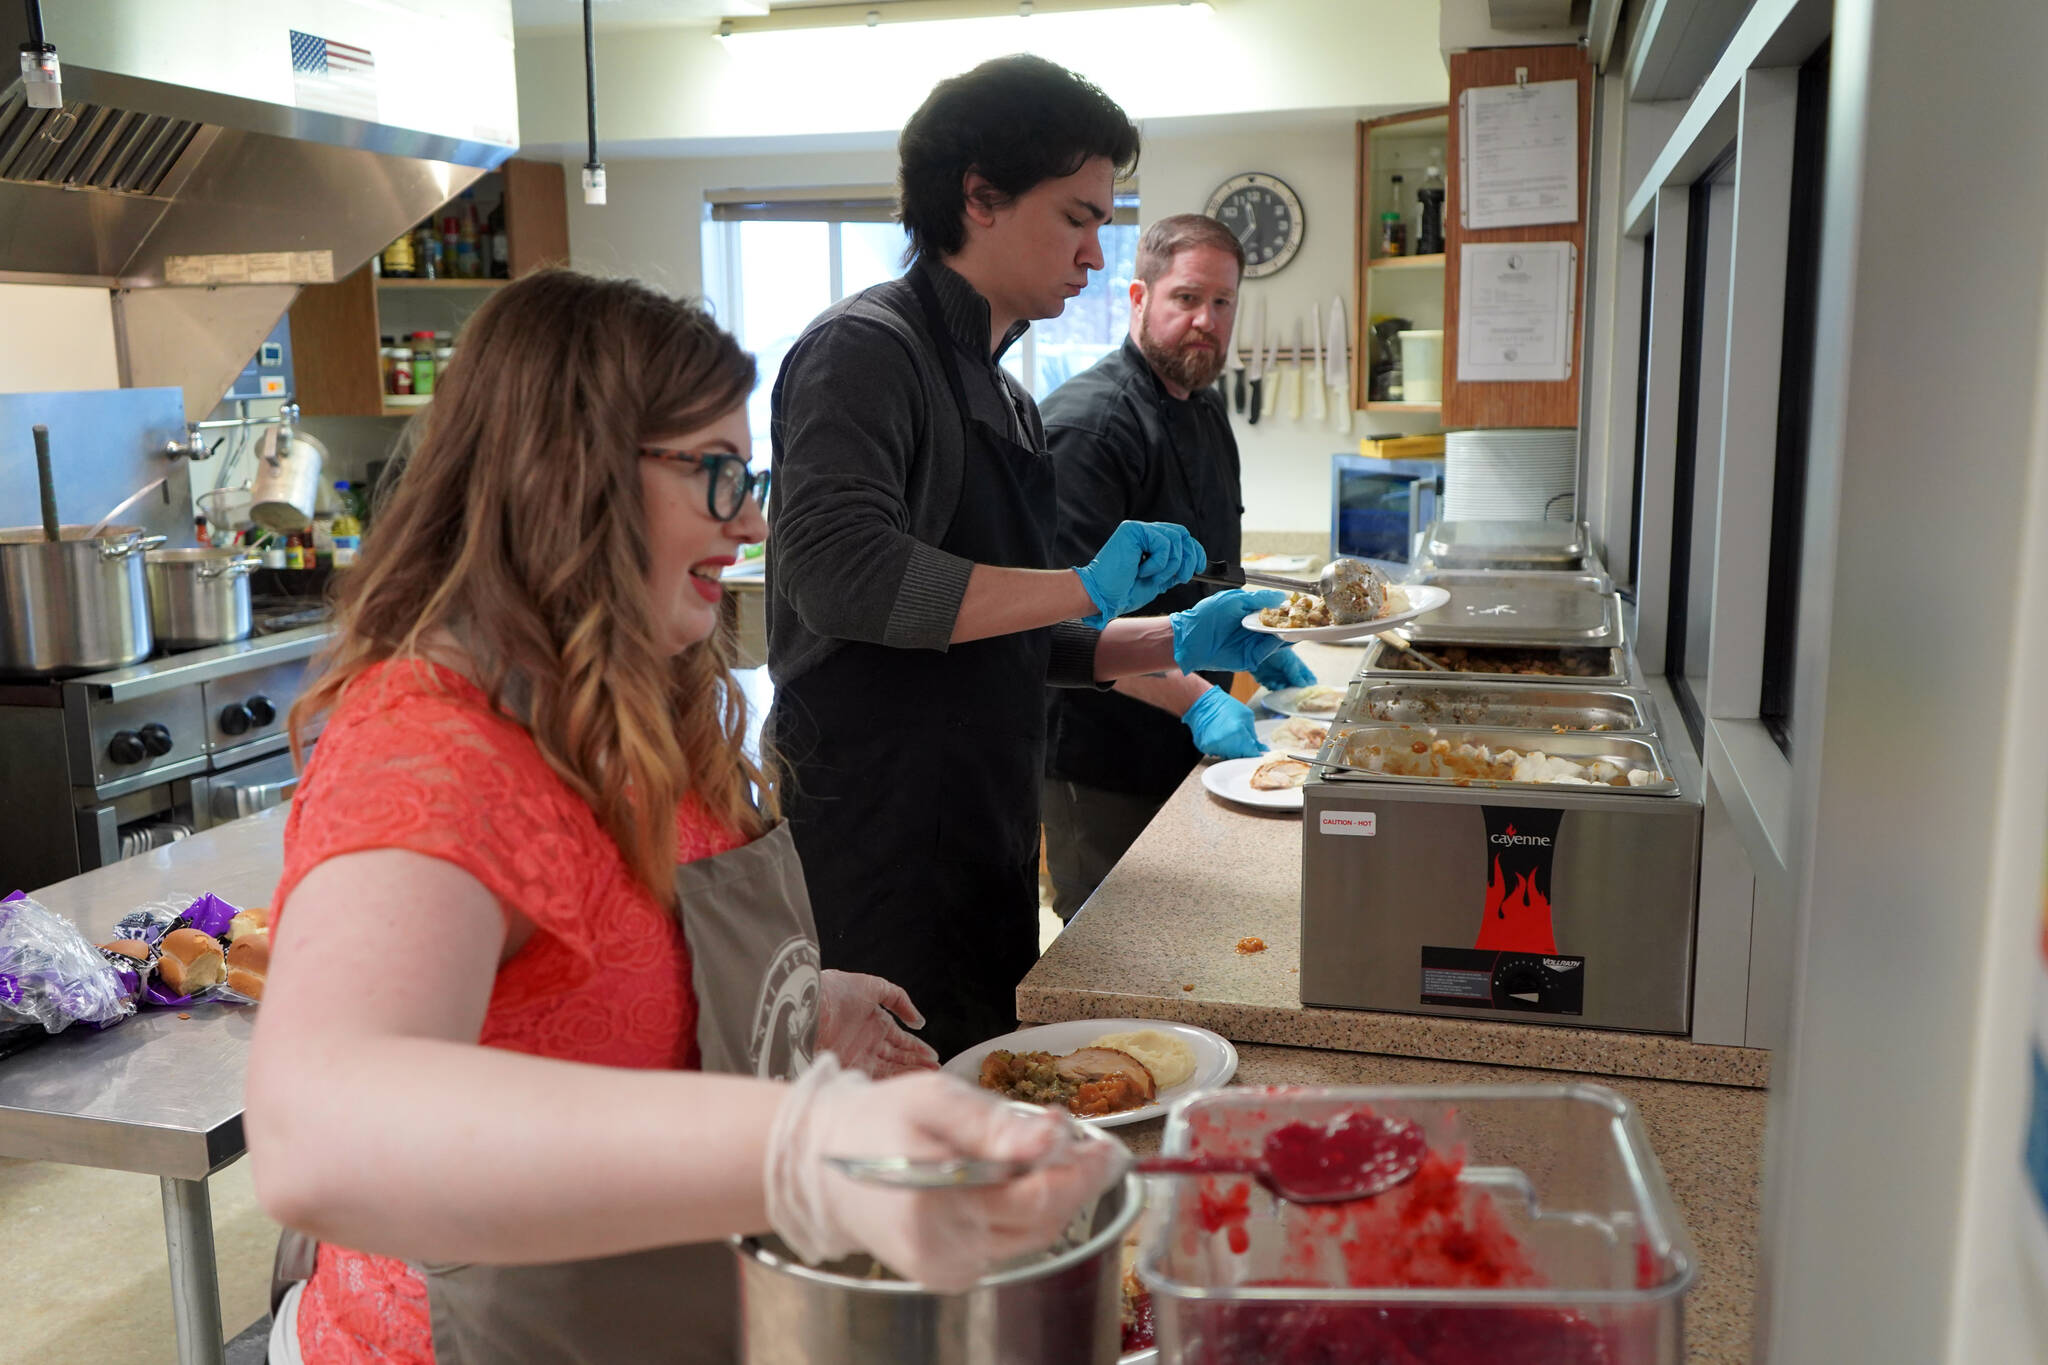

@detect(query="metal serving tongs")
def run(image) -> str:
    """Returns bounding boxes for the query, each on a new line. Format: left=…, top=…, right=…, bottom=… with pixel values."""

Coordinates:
left=1376, top=628, right=1450, bottom=672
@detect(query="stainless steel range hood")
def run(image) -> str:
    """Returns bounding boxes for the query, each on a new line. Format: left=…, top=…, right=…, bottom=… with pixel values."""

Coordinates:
left=0, top=0, right=519, bottom=417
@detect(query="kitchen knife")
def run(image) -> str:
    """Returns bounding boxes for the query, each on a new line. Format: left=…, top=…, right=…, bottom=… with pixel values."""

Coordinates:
left=1327, top=294, right=1352, bottom=435
left=1260, top=325, right=1281, bottom=418
left=1283, top=318, right=1304, bottom=421
left=1245, top=296, right=1266, bottom=425
left=1226, top=323, right=1246, bottom=411
left=1310, top=303, right=1329, bottom=421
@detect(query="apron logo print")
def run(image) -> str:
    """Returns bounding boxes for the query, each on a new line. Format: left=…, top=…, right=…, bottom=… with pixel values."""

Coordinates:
left=748, top=936, right=821, bottom=1080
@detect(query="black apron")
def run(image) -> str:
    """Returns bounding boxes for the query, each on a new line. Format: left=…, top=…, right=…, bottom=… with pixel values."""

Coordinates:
left=419, top=821, right=821, bottom=1364
left=770, top=268, right=1056, bottom=1064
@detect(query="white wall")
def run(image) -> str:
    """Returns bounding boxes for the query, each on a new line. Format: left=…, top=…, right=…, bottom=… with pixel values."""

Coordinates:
left=558, top=112, right=1438, bottom=534
left=0, top=285, right=120, bottom=392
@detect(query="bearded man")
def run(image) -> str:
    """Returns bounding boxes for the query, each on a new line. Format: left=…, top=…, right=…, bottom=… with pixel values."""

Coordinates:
left=1038, top=214, right=1315, bottom=920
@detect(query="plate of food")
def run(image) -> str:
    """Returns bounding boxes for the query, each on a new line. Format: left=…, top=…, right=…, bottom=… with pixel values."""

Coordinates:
left=948, top=1018, right=1237, bottom=1129
left=1201, top=754, right=1310, bottom=810
left=1254, top=714, right=1331, bottom=753
left=1242, top=582, right=1451, bottom=644
left=1255, top=683, right=1348, bottom=719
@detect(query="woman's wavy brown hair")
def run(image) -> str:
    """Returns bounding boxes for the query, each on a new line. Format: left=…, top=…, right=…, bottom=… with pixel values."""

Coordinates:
left=290, top=269, right=770, bottom=902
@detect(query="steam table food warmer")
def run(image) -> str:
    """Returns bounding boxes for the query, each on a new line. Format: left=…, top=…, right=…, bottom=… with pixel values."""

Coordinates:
left=1299, top=585, right=1705, bottom=1035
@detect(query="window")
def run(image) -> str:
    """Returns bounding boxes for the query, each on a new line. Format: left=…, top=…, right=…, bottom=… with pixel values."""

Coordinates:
left=1664, top=148, right=1736, bottom=750
left=1758, top=43, right=1831, bottom=755
left=706, top=187, right=1138, bottom=461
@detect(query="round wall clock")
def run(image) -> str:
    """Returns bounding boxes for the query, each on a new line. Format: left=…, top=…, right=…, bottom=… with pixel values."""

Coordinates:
left=1205, top=172, right=1306, bottom=278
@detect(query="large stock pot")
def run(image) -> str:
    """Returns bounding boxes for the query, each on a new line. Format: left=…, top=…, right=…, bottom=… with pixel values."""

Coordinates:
left=0, top=525, right=164, bottom=676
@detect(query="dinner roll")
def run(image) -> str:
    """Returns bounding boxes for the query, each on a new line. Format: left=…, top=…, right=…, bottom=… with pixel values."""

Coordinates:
left=157, top=927, right=225, bottom=995
left=225, top=933, right=268, bottom=1001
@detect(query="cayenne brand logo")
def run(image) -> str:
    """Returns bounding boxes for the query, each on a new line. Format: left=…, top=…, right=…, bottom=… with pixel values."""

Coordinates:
left=1476, top=807, right=1565, bottom=955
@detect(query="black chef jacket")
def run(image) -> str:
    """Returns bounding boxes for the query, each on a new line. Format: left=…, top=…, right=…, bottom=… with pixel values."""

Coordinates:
left=1042, top=337, right=1244, bottom=798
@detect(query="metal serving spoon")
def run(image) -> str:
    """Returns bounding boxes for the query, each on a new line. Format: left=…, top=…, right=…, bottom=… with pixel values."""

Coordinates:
left=829, top=1113, right=1427, bottom=1207
left=1190, top=558, right=1389, bottom=627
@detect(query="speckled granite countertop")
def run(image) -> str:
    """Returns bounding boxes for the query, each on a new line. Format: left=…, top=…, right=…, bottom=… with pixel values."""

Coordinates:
left=1115, top=1042, right=1763, bottom=1365
left=1018, top=643, right=1771, bottom=1089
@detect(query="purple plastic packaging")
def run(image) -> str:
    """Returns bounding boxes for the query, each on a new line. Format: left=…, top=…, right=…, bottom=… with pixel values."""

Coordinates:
left=106, top=892, right=244, bottom=1008
left=0, top=890, right=135, bottom=1040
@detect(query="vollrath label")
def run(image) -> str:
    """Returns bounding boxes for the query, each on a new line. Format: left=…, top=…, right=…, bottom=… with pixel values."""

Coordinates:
left=1318, top=810, right=1376, bottom=837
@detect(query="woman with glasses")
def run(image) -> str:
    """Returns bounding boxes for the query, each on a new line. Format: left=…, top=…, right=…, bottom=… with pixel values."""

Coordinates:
left=243, top=270, right=1119, bottom=1365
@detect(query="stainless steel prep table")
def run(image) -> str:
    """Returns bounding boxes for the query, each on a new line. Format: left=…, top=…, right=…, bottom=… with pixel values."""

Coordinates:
left=0, top=805, right=286, bottom=1365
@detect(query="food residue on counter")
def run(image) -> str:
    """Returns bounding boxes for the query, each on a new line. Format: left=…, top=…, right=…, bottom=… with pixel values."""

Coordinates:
left=1236, top=937, right=1268, bottom=955
left=1182, top=983, right=1197, bottom=991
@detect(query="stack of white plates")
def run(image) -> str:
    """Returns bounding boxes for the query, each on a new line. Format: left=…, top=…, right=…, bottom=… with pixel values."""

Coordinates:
left=1442, top=429, right=1578, bottom=522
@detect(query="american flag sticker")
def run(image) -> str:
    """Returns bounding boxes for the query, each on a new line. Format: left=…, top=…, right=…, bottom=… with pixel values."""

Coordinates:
left=289, top=30, right=378, bottom=123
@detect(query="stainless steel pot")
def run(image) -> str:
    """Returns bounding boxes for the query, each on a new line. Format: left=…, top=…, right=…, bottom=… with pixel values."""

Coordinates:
left=249, top=423, right=325, bottom=532
left=0, top=525, right=165, bottom=676
left=737, top=1172, right=1142, bottom=1365
left=145, top=547, right=259, bottom=648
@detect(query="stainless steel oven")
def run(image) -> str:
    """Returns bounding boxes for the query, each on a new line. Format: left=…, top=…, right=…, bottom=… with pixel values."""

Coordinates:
left=1330, top=454, right=1442, bottom=577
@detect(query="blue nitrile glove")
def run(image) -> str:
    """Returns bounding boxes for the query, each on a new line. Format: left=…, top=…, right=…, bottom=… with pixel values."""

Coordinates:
left=1072, top=521, right=1205, bottom=630
left=1251, top=645, right=1316, bottom=692
left=1180, top=687, right=1265, bottom=759
left=1169, top=589, right=1287, bottom=674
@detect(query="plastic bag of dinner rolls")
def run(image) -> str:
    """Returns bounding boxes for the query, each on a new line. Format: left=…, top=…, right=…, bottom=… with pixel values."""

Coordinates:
left=104, top=893, right=242, bottom=1007
left=0, top=891, right=135, bottom=1053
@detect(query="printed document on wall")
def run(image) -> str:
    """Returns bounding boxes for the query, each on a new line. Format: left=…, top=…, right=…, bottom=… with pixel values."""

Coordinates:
left=1460, top=79, right=1579, bottom=229
left=1457, top=243, right=1576, bottom=383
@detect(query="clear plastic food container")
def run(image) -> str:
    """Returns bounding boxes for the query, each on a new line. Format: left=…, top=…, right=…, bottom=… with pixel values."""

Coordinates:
left=1137, top=1086, right=1695, bottom=1365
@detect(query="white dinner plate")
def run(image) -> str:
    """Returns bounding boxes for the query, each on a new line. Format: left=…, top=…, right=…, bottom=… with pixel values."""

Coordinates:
left=1252, top=683, right=1347, bottom=719
left=944, top=1018, right=1238, bottom=1129
left=1254, top=715, right=1334, bottom=752
left=1200, top=756, right=1306, bottom=811
left=1240, top=584, right=1452, bottom=643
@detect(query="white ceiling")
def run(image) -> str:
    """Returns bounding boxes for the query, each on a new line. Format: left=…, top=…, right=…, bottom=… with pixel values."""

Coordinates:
left=509, top=0, right=897, bottom=30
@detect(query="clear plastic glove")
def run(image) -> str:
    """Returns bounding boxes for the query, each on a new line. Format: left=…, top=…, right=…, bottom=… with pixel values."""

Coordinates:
left=818, top=969, right=939, bottom=1078
left=1072, top=521, right=1205, bottom=630
left=1251, top=645, right=1317, bottom=692
left=1180, top=687, right=1264, bottom=759
left=765, top=1055, right=1126, bottom=1292
left=1170, top=588, right=1287, bottom=674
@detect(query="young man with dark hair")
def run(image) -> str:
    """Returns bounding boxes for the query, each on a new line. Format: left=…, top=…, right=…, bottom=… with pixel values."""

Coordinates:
left=1038, top=214, right=1318, bottom=919
left=767, top=60, right=1291, bottom=1060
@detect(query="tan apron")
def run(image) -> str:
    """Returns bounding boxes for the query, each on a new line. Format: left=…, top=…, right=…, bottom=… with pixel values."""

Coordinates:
left=419, top=820, right=822, bottom=1364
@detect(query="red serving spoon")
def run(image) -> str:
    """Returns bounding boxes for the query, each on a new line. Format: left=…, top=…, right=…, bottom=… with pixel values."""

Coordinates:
left=1136, top=1111, right=1427, bottom=1204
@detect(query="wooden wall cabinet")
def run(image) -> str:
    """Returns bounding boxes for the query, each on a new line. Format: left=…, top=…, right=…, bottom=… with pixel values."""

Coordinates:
left=287, top=158, right=571, bottom=418
left=1353, top=106, right=1451, bottom=421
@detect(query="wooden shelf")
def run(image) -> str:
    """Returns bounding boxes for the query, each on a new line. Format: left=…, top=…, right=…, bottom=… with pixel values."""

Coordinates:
left=1365, top=401, right=1442, bottom=413
left=1368, top=253, right=1446, bottom=271
left=381, top=403, right=430, bottom=418
left=377, top=277, right=508, bottom=290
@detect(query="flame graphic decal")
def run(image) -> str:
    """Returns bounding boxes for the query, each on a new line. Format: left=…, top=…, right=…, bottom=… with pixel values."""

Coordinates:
left=1476, top=853, right=1557, bottom=954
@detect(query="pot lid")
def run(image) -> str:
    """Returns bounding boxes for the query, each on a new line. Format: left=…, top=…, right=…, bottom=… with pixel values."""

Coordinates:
left=1407, top=587, right=1620, bottom=645
left=1427, top=520, right=1588, bottom=567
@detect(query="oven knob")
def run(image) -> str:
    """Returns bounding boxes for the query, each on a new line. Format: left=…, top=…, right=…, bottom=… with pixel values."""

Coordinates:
left=246, top=695, right=277, bottom=727
left=139, top=723, right=173, bottom=757
left=1498, top=962, right=1547, bottom=1006
left=108, top=730, right=147, bottom=765
left=219, top=703, right=253, bottom=736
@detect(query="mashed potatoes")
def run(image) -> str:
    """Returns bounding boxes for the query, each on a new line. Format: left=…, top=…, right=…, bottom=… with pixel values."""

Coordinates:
left=1088, top=1029, right=1196, bottom=1091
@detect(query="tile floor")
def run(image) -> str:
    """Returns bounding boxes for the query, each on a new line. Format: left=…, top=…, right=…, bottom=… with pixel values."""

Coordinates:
left=3, top=896, right=1068, bottom=1364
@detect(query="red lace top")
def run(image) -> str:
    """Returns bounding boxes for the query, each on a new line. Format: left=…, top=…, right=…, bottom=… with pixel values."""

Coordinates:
left=270, top=659, right=744, bottom=1365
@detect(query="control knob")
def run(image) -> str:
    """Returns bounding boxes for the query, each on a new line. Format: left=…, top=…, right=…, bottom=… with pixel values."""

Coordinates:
left=219, top=703, right=252, bottom=736
left=246, top=695, right=276, bottom=727
left=139, top=723, right=173, bottom=757
left=107, top=730, right=146, bottom=765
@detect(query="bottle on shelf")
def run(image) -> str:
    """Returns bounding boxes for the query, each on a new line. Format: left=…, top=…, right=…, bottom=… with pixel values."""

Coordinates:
left=488, top=200, right=510, bottom=279
left=1416, top=152, right=1446, bottom=255
left=456, top=193, right=483, bottom=278
left=390, top=343, right=414, bottom=396
left=1380, top=175, right=1408, bottom=256
left=261, top=533, right=286, bottom=570
left=284, top=534, right=305, bottom=571
left=380, top=230, right=416, bottom=279
left=441, top=215, right=461, bottom=277
left=416, top=221, right=442, bottom=279
left=434, top=332, right=455, bottom=384
left=379, top=335, right=398, bottom=393
left=411, top=331, right=438, bottom=396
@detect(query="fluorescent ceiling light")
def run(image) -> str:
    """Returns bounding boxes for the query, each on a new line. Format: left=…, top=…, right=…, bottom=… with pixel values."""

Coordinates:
left=717, top=0, right=1212, bottom=39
